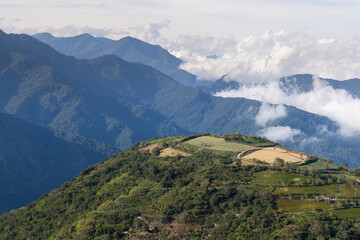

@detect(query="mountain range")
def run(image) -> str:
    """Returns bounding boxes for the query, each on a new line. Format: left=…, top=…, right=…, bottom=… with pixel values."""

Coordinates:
left=33, top=32, right=210, bottom=87
left=2, top=29, right=360, bottom=213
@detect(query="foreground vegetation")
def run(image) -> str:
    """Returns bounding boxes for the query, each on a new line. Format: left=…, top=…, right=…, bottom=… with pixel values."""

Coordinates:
left=2, top=134, right=360, bottom=239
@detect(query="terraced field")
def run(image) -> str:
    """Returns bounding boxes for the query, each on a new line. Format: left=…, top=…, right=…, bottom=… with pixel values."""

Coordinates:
left=302, top=159, right=340, bottom=171
left=242, top=147, right=306, bottom=164
left=276, top=199, right=335, bottom=213
left=273, top=184, right=337, bottom=195
left=159, top=147, right=191, bottom=157
left=330, top=208, right=360, bottom=220
left=252, top=171, right=313, bottom=186
left=185, top=136, right=254, bottom=152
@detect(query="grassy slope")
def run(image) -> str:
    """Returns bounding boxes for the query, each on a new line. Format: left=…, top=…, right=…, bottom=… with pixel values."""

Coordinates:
left=185, top=136, right=254, bottom=152
left=252, top=171, right=313, bottom=186
left=276, top=199, right=335, bottom=213
left=330, top=208, right=360, bottom=220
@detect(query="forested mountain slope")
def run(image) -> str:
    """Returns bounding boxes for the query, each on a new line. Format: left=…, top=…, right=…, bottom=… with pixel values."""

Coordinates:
left=33, top=32, right=209, bottom=87
left=0, top=111, right=115, bottom=213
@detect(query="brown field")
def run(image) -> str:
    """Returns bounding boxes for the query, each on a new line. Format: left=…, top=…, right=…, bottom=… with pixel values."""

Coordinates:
left=139, top=143, right=161, bottom=152
left=263, top=147, right=308, bottom=160
left=242, top=147, right=305, bottom=164
left=159, top=148, right=191, bottom=157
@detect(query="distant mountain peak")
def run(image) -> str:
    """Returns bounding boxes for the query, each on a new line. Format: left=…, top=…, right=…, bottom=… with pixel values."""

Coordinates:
left=33, top=32, right=211, bottom=87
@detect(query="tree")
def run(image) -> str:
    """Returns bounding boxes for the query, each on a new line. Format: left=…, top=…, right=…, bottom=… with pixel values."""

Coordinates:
left=275, top=158, right=285, bottom=167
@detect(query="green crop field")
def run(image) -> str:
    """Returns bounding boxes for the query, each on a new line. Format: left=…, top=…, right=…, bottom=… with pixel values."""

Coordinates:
left=185, top=136, right=254, bottom=152
left=181, top=143, right=201, bottom=152
left=273, top=184, right=359, bottom=196
left=320, top=172, right=360, bottom=182
left=273, top=184, right=336, bottom=195
left=330, top=208, right=360, bottom=220
left=146, top=136, right=185, bottom=145
left=344, top=184, right=360, bottom=196
left=240, top=136, right=274, bottom=146
left=276, top=199, right=334, bottom=213
left=252, top=171, right=313, bottom=186
left=302, top=160, right=339, bottom=171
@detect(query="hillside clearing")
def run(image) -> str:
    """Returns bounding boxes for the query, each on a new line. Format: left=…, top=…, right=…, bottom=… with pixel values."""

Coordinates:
left=185, top=136, right=254, bottom=152
left=330, top=208, right=360, bottom=220
left=139, top=143, right=161, bottom=152
left=159, top=148, right=191, bottom=157
left=252, top=171, right=313, bottom=186
left=276, top=199, right=335, bottom=213
left=273, top=184, right=337, bottom=195
left=242, top=147, right=306, bottom=164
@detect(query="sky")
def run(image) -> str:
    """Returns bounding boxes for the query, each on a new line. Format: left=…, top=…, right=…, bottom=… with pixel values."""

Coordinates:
left=1, top=0, right=360, bottom=39
left=2, top=0, right=360, bottom=141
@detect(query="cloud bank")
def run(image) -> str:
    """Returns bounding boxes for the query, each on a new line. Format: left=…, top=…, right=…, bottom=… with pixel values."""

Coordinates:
left=171, top=31, right=360, bottom=82
left=217, top=77, right=360, bottom=137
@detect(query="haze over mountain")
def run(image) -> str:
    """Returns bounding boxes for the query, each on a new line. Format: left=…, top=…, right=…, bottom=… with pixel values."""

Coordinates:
left=33, top=32, right=210, bottom=87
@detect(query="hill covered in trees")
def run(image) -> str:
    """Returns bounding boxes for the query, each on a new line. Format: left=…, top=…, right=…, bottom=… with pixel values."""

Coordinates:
left=2, top=134, right=360, bottom=239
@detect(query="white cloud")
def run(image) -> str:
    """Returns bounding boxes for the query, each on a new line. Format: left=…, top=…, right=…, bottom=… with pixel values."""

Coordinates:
left=165, top=31, right=360, bottom=82
left=255, top=103, right=287, bottom=126
left=217, top=76, right=360, bottom=137
left=129, top=21, right=170, bottom=46
left=257, top=126, right=301, bottom=142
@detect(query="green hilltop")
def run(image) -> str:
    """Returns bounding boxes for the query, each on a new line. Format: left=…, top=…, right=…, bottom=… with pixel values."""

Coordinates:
left=2, top=133, right=360, bottom=239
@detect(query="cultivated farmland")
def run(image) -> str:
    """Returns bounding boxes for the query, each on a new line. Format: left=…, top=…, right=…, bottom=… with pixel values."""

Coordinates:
left=252, top=171, right=314, bottom=186
left=276, top=199, right=335, bottom=213
left=184, top=136, right=254, bottom=152
left=242, top=147, right=306, bottom=164
left=330, top=208, right=360, bottom=220
left=159, top=147, right=191, bottom=157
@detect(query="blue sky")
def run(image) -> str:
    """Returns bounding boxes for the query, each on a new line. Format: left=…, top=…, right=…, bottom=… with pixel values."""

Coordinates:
left=0, top=0, right=360, bottom=39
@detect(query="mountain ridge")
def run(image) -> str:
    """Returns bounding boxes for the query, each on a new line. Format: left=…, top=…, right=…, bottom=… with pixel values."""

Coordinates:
left=33, top=32, right=211, bottom=87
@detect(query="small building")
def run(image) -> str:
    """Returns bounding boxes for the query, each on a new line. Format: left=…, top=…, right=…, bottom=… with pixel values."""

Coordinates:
left=323, top=195, right=336, bottom=200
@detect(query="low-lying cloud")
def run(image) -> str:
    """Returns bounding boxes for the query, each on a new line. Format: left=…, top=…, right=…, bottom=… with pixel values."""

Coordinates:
left=257, top=126, right=301, bottom=143
left=217, top=77, right=360, bottom=137
left=174, top=31, right=360, bottom=82
left=125, top=25, right=360, bottom=84
left=255, top=103, right=287, bottom=126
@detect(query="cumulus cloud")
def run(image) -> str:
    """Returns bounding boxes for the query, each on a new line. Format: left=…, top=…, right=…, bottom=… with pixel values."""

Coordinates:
left=255, top=103, right=287, bottom=126
left=129, top=21, right=170, bottom=46
left=217, top=76, right=360, bottom=137
left=165, top=31, right=360, bottom=82
left=257, top=126, right=301, bottom=142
